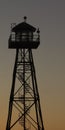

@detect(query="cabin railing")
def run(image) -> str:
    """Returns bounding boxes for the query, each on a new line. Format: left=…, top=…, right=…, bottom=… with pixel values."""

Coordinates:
left=9, top=33, right=40, bottom=43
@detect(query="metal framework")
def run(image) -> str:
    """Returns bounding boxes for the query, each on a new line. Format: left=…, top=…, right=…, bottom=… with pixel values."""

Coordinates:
left=6, top=49, right=44, bottom=130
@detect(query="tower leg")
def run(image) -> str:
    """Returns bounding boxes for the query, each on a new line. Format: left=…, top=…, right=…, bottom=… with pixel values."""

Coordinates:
left=29, top=50, right=44, bottom=130
left=6, top=49, right=18, bottom=130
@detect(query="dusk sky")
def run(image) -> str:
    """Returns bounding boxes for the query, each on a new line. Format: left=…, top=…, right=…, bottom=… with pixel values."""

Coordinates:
left=0, top=0, right=65, bottom=130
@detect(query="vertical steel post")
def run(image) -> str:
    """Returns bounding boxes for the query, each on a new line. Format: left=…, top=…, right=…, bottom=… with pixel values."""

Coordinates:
left=6, top=49, right=18, bottom=130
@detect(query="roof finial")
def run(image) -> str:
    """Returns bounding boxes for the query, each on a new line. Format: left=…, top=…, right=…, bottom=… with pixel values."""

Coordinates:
left=24, top=16, right=27, bottom=22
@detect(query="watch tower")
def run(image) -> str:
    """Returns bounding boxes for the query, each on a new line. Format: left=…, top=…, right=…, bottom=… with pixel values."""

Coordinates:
left=6, top=17, right=44, bottom=130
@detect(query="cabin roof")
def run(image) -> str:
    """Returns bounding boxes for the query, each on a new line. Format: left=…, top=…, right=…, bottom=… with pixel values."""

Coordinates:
left=12, top=22, right=36, bottom=33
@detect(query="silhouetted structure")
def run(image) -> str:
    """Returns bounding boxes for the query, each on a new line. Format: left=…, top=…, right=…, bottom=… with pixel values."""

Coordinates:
left=6, top=17, right=44, bottom=130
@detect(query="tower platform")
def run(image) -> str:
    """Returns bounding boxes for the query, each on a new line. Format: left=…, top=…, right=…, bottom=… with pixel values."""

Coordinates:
left=8, top=20, right=40, bottom=49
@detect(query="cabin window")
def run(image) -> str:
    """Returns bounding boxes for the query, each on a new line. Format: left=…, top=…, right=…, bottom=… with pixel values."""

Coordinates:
left=22, top=33, right=27, bottom=41
left=16, top=33, right=20, bottom=42
left=28, top=32, right=33, bottom=41
left=11, top=32, right=15, bottom=41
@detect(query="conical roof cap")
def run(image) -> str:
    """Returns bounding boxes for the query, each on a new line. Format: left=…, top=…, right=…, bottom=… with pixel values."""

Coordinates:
left=12, top=22, right=36, bottom=33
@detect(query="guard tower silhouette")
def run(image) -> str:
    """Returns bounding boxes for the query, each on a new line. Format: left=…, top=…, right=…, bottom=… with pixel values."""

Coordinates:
left=6, top=17, right=44, bottom=130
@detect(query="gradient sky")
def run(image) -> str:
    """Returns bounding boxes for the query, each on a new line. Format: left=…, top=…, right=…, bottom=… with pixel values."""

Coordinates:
left=0, top=0, right=65, bottom=130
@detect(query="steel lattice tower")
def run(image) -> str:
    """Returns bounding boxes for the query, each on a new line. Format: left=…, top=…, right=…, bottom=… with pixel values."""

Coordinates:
left=6, top=17, right=44, bottom=130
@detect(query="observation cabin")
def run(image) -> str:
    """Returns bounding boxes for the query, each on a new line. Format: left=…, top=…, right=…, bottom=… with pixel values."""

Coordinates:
left=8, top=16, right=40, bottom=49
